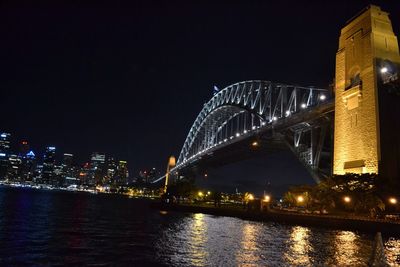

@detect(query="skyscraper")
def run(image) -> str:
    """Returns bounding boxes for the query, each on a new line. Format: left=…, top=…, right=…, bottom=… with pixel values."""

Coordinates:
left=6, top=154, right=22, bottom=182
left=62, top=153, right=79, bottom=186
left=0, top=133, right=11, bottom=179
left=42, top=146, right=56, bottom=184
left=116, top=160, right=129, bottom=186
left=0, top=133, right=11, bottom=153
left=21, top=150, right=36, bottom=182
left=19, top=141, right=29, bottom=156
left=79, top=162, right=91, bottom=186
left=89, top=152, right=106, bottom=186
left=105, top=156, right=117, bottom=186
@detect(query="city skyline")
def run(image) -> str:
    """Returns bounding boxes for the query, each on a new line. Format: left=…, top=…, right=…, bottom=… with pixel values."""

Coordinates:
left=0, top=131, right=132, bottom=187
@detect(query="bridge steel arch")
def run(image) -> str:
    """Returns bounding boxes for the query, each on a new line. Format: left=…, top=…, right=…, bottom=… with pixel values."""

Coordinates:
left=150, top=80, right=334, bottom=185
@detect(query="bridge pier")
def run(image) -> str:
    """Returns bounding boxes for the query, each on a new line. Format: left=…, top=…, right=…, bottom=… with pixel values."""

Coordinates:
left=333, top=5, right=400, bottom=181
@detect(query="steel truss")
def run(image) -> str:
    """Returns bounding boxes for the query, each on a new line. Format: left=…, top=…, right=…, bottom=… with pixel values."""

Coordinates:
left=172, top=80, right=332, bottom=182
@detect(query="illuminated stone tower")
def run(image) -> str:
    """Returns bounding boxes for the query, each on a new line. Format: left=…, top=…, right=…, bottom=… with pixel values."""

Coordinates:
left=334, top=5, right=400, bottom=175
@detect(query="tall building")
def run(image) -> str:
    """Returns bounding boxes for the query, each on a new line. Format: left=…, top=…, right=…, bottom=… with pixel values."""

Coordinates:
left=89, top=152, right=106, bottom=186
left=19, top=141, right=29, bottom=156
left=0, top=152, right=8, bottom=179
left=0, top=133, right=11, bottom=153
left=105, top=156, right=117, bottom=186
left=79, top=162, right=91, bottom=186
left=7, top=154, right=22, bottom=182
left=62, top=153, right=79, bottom=186
left=0, top=133, right=11, bottom=179
left=116, top=160, right=129, bottom=186
left=21, top=151, right=36, bottom=182
left=42, top=146, right=56, bottom=184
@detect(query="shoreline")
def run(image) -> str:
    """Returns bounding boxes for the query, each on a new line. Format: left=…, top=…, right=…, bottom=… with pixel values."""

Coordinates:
left=0, top=183, right=159, bottom=200
left=151, top=202, right=400, bottom=236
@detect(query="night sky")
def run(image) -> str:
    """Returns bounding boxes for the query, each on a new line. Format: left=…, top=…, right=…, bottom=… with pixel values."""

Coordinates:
left=1, top=1, right=399, bottom=189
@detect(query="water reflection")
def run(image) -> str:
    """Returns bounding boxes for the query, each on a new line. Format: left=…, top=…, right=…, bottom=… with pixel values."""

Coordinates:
left=188, top=213, right=208, bottom=266
left=285, top=226, right=311, bottom=266
left=334, top=231, right=357, bottom=264
left=236, top=222, right=259, bottom=266
left=385, top=237, right=400, bottom=265
left=2, top=188, right=398, bottom=266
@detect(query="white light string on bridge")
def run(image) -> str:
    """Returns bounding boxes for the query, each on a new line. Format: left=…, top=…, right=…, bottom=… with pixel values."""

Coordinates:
left=152, top=80, right=332, bottom=184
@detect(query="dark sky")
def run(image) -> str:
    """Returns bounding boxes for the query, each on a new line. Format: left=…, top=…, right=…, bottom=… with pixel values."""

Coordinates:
left=1, top=1, right=399, bottom=185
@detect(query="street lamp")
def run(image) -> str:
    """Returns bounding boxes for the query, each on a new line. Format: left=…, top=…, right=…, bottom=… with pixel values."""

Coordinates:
left=301, top=103, right=307, bottom=109
left=381, top=67, right=388, bottom=74
left=389, top=197, right=397, bottom=205
left=198, top=191, right=203, bottom=197
left=263, top=195, right=271, bottom=202
left=297, top=195, right=304, bottom=203
left=343, top=196, right=351, bottom=203
left=248, top=194, right=254, bottom=201
left=251, top=141, right=258, bottom=147
left=319, top=94, right=326, bottom=100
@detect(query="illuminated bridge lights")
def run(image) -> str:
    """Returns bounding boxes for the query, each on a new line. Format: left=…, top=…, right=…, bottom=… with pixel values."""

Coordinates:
left=151, top=80, right=331, bottom=184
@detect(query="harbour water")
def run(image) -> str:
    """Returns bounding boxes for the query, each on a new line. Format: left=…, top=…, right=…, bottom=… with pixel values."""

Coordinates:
left=0, top=187, right=399, bottom=266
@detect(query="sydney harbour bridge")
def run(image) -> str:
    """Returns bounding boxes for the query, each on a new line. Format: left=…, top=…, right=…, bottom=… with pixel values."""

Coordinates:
left=153, top=5, right=400, bottom=186
left=152, top=81, right=334, bottom=185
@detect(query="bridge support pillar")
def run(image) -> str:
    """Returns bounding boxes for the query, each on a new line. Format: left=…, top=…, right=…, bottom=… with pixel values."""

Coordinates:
left=333, top=5, right=400, bottom=179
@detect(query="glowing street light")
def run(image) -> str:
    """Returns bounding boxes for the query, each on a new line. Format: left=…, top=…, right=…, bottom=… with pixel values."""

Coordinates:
left=248, top=194, right=254, bottom=201
left=272, top=116, right=278, bottom=121
left=198, top=191, right=204, bottom=197
left=381, top=67, right=388, bottom=74
left=264, top=195, right=271, bottom=202
left=389, top=197, right=397, bottom=205
left=251, top=141, right=258, bottom=147
left=207, top=191, right=211, bottom=195
left=204, top=173, right=208, bottom=178
left=343, top=196, right=351, bottom=203
left=320, top=94, right=326, bottom=100
left=285, top=110, right=291, bottom=116
left=301, top=103, right=307, bottom=109
left=297, top=195, right=304, bottom=203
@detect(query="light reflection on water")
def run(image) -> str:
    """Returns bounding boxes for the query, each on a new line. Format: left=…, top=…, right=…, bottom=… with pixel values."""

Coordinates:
left=334, top=231, right=358, bottom=264
left=284, top=226, right=311, bottom=266
left=385, top=237, right=400, bottom=265
left=236, top=223, right=258, bottom=267
left=188, top=213, right=208, bottom=266
left=1, top=188, right=399, bottom=266
left=158, top=213, right=399, bottom=266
